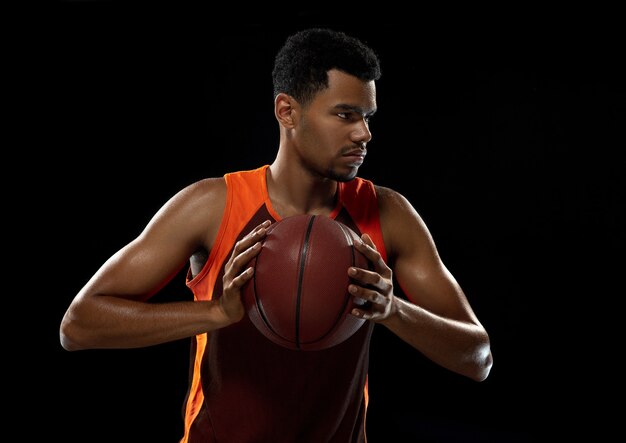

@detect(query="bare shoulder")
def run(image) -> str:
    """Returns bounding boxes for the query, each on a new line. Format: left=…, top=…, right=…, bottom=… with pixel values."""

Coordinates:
left=374, top=184, right=420, bottom=220
left=172, top=177, right=227, bottom=210
left=374, top=184, right=434, bottom=259
left=375, top=184, right=406, bottom=203
left=144, top=177, right=227, bottom=249
left=156, top=177, right=226, bottom=219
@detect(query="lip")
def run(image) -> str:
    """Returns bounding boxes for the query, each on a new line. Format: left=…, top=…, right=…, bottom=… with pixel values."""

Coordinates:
left=342, top=152, right=366, bottom=166
left=343, top=149, right=366, bottom=159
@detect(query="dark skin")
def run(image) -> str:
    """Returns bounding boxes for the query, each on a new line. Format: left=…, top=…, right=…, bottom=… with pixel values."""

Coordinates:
left=60, top=69, right=492, bottom=382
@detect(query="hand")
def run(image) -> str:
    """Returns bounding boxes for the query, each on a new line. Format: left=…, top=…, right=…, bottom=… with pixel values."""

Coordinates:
left=348, top=233, right=396, bottom=322
left=219, top=220, right=271, bottom=324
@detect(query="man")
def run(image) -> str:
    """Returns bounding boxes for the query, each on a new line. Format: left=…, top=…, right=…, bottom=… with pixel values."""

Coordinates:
left=60, top=28, right=493, bottom=442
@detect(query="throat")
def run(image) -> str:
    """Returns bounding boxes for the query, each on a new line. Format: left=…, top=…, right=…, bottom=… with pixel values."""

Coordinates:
left=270, top=187, right=339, bottom=219
left=266, top=163, right=339, bottom=218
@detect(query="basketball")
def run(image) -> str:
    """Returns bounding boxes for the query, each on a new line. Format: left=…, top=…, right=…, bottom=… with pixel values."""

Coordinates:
left=242, top=214, right=371, bottom=351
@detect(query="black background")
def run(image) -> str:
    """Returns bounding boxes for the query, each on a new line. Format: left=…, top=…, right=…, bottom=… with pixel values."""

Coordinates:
left=31, top=3, right=624, bottom=442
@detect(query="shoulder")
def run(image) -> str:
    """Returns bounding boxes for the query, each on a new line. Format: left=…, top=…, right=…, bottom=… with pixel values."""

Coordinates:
left=168, top=177, right=227, bottom=213
left=141, top=176, right=228, bottom=251
left=374, top=184, right=415, bottom=215
left=148, top=177, right=227, bottom=235
left=374, top=184, right=421, bottom=229
left=374, top=184, right=433, bottom=257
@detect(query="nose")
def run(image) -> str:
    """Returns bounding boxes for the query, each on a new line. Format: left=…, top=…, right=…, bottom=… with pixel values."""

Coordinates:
left=351, top=118, right=372, bottom=146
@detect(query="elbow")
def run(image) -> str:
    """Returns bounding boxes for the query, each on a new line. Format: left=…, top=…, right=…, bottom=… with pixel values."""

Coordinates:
left=59, top=335, right=80, bottom=352
left=60, top=336, right=83, bottom=352
left=59, top=315, right=90, bottom=352
left=471, top=350, right=493, bottom=382
left=468, top=341, right=493, bottom=382
left=59, top=294, right=105, bottom=351
left=59, top=322, right=80, bottom=351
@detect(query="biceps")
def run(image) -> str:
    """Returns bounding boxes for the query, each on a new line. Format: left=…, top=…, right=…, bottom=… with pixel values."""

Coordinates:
left=88, top=238, right=190, bottom=301
left=394, top=257, right=474, bottom=322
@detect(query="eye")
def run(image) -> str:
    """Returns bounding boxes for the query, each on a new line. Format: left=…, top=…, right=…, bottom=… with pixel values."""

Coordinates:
left=336, top=111, right=373, bottom=123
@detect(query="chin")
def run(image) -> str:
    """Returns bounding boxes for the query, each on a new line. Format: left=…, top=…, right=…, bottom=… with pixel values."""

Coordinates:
left=330, top=168, right=359, bottom=182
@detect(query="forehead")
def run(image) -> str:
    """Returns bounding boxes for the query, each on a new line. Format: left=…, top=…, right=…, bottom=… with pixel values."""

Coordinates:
left=312, top=69, right=377, bottom=113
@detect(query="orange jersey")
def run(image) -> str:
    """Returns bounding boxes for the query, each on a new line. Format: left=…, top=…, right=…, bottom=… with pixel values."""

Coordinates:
left=181, top=165, right=386, bottom=442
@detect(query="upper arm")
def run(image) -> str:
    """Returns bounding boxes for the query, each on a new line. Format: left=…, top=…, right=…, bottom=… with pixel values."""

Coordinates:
left=378, top=186, right=479, bottom=324
left=79, top=178, right=226, bottom=302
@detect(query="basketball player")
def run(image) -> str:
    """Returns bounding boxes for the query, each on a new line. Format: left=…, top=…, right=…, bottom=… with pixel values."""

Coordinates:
left=60, top=28, right=493, bottom=442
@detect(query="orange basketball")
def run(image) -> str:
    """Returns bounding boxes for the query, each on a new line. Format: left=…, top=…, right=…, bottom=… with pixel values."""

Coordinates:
left=242, top=214, right=370, bottom=351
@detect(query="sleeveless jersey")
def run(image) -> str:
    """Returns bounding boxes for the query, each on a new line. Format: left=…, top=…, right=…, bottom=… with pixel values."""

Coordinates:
left=181, top=165, right=387, bottom=443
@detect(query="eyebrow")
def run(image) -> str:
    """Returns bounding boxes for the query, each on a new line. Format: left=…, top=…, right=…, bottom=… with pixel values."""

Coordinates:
left=333, top=103, right=377, bottom=117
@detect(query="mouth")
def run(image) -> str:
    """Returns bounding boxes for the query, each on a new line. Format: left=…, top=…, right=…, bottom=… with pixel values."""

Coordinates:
left=341, top=152, right=365, bottom=167
left=342, top=148, right=366, bottom=162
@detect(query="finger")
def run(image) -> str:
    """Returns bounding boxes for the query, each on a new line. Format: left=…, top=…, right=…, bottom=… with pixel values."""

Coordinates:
left=252, top=219, right=272, bottom=233
left=360, top=233, right=375, bottom=249
left=227, top=221, right=271, bottom=264
left=349, top=283, right=382, bottom=305
left=224, top=241, right=262, bottom=281
left=354, top=236, right=391, bottom=280
left=354, top=234, right=384, bottom=266
left=349, top=291, right=370, bottom=318
left=232, top=266, right=255, bottom=289
left=350, top=307, right=367, bottom=318
left=243, top=220, right=271, bottom=244
left=350, top=303, right=376, bottom=320
left=348, top=266, right=384, bottom=291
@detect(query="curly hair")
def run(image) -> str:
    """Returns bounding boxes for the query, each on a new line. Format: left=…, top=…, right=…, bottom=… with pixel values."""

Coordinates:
left=272, top=28, right=381, bottom=107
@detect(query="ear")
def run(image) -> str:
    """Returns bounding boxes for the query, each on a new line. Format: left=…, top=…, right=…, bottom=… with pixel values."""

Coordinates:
left=274, top=93, right=298, bottom=128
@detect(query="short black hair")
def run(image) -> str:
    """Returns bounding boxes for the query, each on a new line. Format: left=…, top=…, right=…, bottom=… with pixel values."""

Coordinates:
left=272, top=28, right=381, bottom=106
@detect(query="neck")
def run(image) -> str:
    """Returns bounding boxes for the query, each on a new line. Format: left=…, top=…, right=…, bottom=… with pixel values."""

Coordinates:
left=267, top=161, right=338, bottom=218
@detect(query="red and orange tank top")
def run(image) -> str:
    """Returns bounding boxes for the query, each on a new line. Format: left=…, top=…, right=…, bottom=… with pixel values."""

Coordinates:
left=181, top=165, right=386, bottom=443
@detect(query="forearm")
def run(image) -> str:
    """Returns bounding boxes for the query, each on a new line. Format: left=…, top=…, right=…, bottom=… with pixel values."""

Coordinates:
left=381, top=296, right=493, bottom=381
left=60, top=295, right=230, bottom=351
